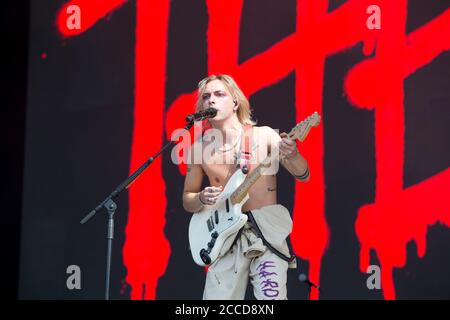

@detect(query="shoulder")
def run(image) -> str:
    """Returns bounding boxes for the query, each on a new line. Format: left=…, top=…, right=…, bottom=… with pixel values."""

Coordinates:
left=187, top=132, right=207, bottom=164
left=251, top=125, right=273, bottom=134
left=253, top=126, right=280, bottom=140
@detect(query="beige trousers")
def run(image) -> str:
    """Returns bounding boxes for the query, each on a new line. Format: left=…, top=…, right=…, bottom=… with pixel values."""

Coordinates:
left=203, top=204, right=296, bottom=300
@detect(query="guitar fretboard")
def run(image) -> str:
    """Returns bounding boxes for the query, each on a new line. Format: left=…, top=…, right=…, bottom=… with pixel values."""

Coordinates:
left=230, top=159, right=268, bottom=205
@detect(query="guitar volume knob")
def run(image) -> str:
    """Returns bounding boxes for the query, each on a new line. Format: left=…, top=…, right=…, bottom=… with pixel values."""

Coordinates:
left=200, top=249, right=212, bottom=265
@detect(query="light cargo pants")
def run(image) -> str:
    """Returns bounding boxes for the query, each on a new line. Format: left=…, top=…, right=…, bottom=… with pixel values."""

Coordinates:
left=203, top=204, right=295, bottom=300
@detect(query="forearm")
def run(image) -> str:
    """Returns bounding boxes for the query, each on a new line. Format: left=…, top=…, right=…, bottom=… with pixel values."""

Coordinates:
left=281, top=152, right=310, bottom=181
left=182, top=191, right=205, bottom=213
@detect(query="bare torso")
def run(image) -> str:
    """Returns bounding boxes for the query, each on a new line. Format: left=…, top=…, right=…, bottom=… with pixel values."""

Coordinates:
left=199, top=126, right=277, bottom=211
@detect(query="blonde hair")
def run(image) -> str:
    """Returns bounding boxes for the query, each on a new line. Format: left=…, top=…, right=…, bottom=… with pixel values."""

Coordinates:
left=196, top=74, right=256, bottom=126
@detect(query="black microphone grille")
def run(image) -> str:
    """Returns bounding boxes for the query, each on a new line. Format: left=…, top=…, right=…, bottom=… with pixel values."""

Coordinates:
left=206, top=107, right=218, bottom=114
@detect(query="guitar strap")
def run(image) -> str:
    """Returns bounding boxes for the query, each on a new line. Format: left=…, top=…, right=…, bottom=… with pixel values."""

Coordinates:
left=244, top=210, right=296, bottom=263
left=237, top=125, right=295, bottom=263
left=239, top=125, right=253, bottom=174
left=226, top=124, right=252, bottom=251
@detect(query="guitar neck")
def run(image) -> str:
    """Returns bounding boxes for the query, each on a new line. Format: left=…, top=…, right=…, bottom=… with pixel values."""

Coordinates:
left=230, top=160, right=267, bottom=205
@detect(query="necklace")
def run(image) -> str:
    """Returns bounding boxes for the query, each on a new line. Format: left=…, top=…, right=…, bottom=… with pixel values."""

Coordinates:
left=217, top=128, right=243, bottom=153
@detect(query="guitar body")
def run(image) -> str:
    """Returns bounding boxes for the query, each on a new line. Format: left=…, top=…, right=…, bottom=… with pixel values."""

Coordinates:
left=188, top=169, right=249, bottom=266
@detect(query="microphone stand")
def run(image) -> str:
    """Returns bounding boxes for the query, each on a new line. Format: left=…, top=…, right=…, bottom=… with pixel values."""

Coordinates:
left=308, top=283, right=323, bottom=300
left=307, top=284, right=312, bottom=300
left=299, top=274, right=323, bottom=300
left=81, top=117, right=200, bottom=300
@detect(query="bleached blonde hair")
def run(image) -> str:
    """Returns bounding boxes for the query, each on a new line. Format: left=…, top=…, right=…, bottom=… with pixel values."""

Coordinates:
left=196, top=74, right=256, bottom=126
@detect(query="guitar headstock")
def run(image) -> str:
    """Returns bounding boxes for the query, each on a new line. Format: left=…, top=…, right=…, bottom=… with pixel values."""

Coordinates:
left=288, top=112, right=321, bottom=142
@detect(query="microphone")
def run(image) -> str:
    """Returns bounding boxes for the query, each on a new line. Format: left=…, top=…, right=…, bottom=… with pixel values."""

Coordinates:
left=298, top=273, right=320, bottom=290
left=185, top=107, right=218, bottom=122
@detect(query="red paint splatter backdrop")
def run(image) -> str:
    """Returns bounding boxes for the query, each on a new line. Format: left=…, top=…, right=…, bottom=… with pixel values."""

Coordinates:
left=57, top=0, right=450, bottom=299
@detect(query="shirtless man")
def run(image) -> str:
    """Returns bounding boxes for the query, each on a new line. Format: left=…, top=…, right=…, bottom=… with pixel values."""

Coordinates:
left=182, top=74, right=310, bottom=300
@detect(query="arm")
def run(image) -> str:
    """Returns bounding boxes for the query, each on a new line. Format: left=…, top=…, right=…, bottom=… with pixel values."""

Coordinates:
left=279, top=132, right=310, bottom=182
left=182, top=144, right=223, bottom=212
left=182, top=162, right=206, bottom=213
left=265, top=127, right=310, bottom=182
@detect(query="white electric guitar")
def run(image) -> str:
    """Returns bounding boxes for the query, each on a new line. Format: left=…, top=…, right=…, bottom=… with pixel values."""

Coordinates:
left=188, top=112, right=321, bottom=266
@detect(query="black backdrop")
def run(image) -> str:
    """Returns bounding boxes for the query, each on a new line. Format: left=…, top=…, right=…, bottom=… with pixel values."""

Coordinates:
left=3, top=0, right=29, bottom=300
left=8, top=0, right=450, bottom=300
